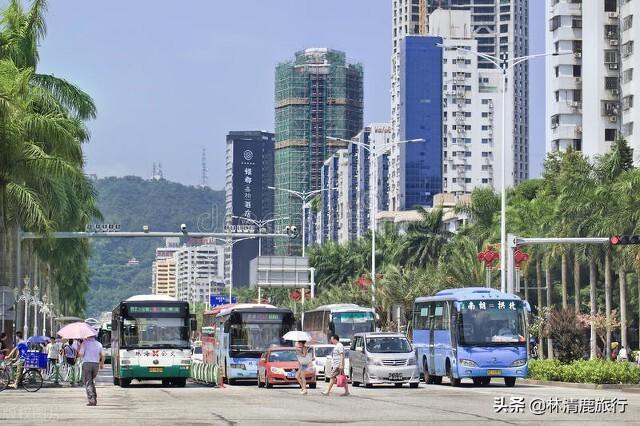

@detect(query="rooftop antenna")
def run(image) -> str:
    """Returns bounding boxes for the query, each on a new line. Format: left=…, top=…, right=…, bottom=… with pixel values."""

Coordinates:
left=201, top=148, right=208, bottom=188
left=157, top=163, right=164, bottom=180
left=151, top=162, right=157, bottom=180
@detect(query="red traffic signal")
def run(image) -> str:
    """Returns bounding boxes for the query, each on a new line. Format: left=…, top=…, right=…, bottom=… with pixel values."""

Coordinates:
left=610, top=235, right=640, bottom=245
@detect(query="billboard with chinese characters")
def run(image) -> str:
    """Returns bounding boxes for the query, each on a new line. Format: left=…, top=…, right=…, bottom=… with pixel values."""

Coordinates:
left=226, top=131, right=275, bottom=287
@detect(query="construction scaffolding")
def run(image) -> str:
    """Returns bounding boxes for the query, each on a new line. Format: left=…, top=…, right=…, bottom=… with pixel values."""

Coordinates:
left=274, top=48, right=363, bottom=255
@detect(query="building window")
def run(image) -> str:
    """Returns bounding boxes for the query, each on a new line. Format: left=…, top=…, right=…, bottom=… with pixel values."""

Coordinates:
left=623, top=95, right=634, bottom=110
left=604, top=0, right=617, bottom=13
left=482, top=138, right=491, bottom=144
left=605, top=128, right=617, bottom=141
left=623, top=15, right=633, bottom=31
left=623, top=122, right=634, bottom=136
left=605, top=76, right=619, bottom=90
left=624, top=68, right=633, bottom=83
left=573, top=65, right=581, bottom=77
left=623, top=41, right=634, bottom=57
left=572, top=18, right=582, bottom=29
left=604, top=49, right=619, bottom=64
left=551, top=114, right=560, bottom=128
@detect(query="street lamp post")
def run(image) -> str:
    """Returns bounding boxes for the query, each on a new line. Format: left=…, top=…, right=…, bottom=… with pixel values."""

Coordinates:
left=327, top=136, right=424, bottom=309
left=206, top=236, right=257, bottom=302
left=268, top=187, right=336, bottom=257
left=41, top=295, right=49, bottom=337
left=437, top=44, right=569, bottom=293
left=16, top=276, right=32, bottom=337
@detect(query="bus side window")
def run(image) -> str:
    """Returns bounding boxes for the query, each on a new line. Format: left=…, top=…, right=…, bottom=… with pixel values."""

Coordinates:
left=433, top=302, right=444, bottom=330
left=442, top=302, right=450, bottom=331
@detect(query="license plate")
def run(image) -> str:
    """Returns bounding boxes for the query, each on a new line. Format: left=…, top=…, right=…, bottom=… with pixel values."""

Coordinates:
left=389, top=373, right=403, bottom=381
left=287, top=372, right=296, bottom=379
left=149, top=367, right=164, bottom=373
left=487, top=369, right=502, bottom=376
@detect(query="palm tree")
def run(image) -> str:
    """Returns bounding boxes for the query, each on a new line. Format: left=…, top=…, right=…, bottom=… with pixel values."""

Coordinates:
left=397, top=207, right=452, bottom=269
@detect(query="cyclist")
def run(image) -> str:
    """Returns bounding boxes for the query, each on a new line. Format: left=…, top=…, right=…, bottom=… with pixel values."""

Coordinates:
left=7, top=331, right=27, bottom=388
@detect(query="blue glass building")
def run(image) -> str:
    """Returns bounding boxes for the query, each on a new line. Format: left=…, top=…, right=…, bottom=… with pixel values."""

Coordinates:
left=399, top=36, right=443, bottom=208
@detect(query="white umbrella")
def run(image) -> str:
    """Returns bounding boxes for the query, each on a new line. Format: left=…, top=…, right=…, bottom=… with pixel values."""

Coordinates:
left=283, top=331, right=311, bottom=342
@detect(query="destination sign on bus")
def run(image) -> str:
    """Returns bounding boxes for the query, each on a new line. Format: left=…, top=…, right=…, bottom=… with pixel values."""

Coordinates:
left=242, top=312, right=282, bottom=322
left=128, top=306, right=182, bottom=314
left=459, top=300, right=521, bottom=311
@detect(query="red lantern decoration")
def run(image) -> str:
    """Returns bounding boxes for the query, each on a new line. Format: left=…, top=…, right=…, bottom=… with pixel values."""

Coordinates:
left=513, top=249, right=530, bottom=270
left=477, top=245, right=500, bottom=269
left=356, top=274, right=372, bottom=289
left=290, top=290, right=301, bottom=301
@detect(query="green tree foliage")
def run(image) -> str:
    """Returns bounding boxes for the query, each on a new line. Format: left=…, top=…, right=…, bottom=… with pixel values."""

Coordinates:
left=84, top=176, right=225, bottom=317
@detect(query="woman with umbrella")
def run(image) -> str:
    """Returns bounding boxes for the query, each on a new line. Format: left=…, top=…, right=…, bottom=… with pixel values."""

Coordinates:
left=283, top=331, right=312, bottom=395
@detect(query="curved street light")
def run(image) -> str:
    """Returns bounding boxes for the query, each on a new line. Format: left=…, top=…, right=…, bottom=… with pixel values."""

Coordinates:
left=326, top=136, right=424, bottom=309
left=437, top=44, right=570, bottom=293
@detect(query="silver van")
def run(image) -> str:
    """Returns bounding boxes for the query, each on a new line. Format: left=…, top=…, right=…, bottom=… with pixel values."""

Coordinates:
left=348, top=332, right=419, bottom=388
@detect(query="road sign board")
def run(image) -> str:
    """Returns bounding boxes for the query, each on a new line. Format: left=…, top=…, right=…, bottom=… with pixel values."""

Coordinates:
left=249, top=256, right=310, bottom=289
left=209, top=295, right=237, bottom=307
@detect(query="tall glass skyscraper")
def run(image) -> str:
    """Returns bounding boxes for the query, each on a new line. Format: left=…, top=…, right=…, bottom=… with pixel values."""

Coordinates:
left=274, top=48, right=363, bottom=255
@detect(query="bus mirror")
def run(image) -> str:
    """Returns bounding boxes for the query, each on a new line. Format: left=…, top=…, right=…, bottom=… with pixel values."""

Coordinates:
left=223, top=321, right=230, bottom=333
left=190, top=318, right=197, bottom=331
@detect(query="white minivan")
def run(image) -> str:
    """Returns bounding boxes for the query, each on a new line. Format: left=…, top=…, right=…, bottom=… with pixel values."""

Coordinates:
left=348, top=332, right=419, bottom=388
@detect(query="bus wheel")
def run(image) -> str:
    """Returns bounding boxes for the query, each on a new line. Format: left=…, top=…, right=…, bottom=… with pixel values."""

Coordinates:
left=162, top=379, right=171, bottom=387
left=423, top=359, right=434, bottom=384
left=446, top=362, right=460, bottom=387
left=174, top=378, right=187, bottom=387
left=119, top=378, right=131, bottom=387
left=113, top=377, right=119, bottom=386
left=504, top=377, right=516, bottom=387
left=472, top=378, right=482, bottom=386
left=434, top=376, right=443, bottom=385
left=481, top=377, right=491, bottom=386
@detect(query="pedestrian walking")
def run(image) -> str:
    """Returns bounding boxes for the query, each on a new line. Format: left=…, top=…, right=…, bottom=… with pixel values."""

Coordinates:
left=46, top=337, right=61, bottom=370
left=78, top=335, right=105, bottom=406
left=322, top=334, right=349, bottom=397
left=295, top=340, right=312, bottom=395
left=64, top=339, right=77, bottom=365
left=617, top=346, right=629, bottom=362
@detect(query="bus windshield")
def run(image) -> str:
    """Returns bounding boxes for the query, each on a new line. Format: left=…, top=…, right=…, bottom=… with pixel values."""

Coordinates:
left=457, top=300, right=526, bottom=346
left=230, top=321, right=289, bottom=354
left=332, top=312, right=375, bottom=340
left=122, top=317, right=189, bottom=349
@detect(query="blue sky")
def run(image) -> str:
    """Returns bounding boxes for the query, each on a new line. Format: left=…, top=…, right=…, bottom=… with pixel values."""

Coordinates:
left=35, top=0, right=545, bottom=189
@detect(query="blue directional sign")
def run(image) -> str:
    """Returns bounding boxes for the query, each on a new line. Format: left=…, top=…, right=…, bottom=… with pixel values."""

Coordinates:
left=210, top=295, right=237, bottom=307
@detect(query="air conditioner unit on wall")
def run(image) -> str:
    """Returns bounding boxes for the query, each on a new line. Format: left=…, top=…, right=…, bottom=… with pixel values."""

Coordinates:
left=610, top=39, right=619, bottom=46
left=611, top=89, right=620, bottom=96
left=608, top=12, right=618, bottom=19
left=609, top=63, right=619, bottom=70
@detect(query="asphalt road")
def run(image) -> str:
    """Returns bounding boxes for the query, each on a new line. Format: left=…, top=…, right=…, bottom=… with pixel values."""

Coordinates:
left=1, top=368, right=638, bottom=425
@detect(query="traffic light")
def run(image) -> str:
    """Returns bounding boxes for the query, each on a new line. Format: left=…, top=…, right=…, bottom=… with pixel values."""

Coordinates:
left=285, top=225, right=299, bottom=239
left=610, top=235, right=640, bottom=245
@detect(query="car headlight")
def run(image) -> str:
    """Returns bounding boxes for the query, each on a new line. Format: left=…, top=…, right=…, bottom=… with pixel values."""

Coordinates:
left=459, top=359, right=479, bottom=368
left=511, top=359, right=527, bottom=367
left=367, top=357, right=382, bottom=366
left=407, top=357, right=416, bottom=366
left=270, top=367, right=285, bottom=375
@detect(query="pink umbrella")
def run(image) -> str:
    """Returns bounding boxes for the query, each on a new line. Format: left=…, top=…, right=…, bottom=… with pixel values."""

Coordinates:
left=56, top=322, right=97, bottom=339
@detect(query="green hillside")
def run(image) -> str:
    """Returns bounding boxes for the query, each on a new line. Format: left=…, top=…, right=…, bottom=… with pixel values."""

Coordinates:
left=85, top=176, right=225, bottom=317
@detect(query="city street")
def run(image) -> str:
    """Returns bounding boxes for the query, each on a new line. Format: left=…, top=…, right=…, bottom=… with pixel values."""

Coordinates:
left=1, top=368, right=638, bottom=425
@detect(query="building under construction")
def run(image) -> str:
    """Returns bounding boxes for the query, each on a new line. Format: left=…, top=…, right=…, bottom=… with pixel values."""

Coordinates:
left=274, top=48, right=363, bottom=255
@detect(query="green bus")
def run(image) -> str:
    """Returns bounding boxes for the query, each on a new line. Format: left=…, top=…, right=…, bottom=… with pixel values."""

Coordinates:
left=111, top=295, right=195, bottom=387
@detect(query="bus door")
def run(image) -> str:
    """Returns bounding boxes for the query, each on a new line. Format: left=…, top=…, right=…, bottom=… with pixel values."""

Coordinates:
left=428, top=306, right=436, bottom=376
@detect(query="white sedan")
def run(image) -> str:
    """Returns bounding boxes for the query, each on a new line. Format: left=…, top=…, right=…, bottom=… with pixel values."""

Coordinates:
left=309, top=344, right=334, bottom=380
